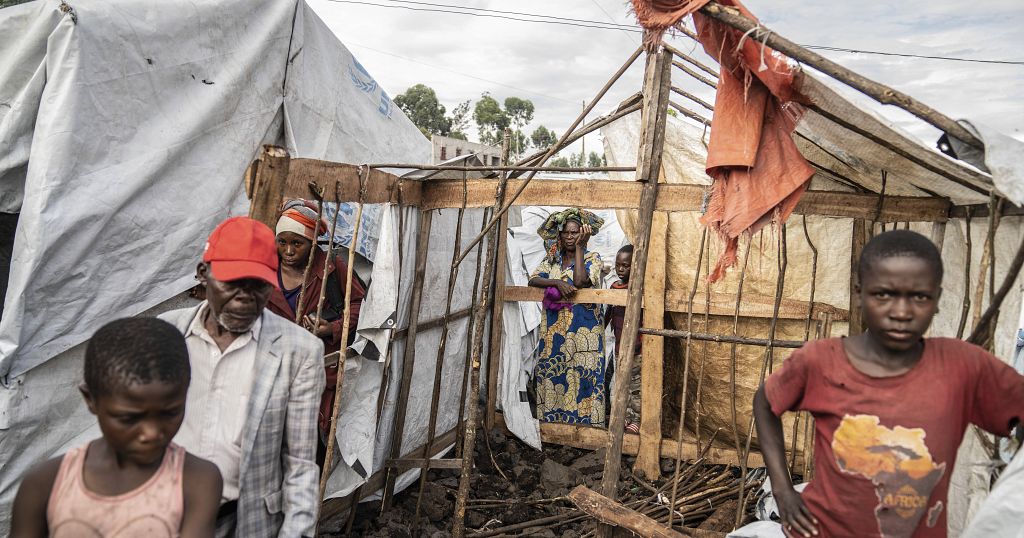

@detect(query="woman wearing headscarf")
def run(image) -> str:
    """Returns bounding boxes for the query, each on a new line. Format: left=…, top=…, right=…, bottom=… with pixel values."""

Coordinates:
left=267, top=201, right=367, bottom=463
left=528, top=208, right=607, bottom=426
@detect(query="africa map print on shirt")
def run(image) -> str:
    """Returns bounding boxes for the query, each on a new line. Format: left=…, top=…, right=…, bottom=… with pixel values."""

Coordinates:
left=832, top=415, right=946, bottom=536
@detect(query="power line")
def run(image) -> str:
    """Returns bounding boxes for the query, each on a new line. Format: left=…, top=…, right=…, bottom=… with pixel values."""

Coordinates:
left=343, top=40, right=577, bottom=103
left=326, top=0, right=1024, bottom=66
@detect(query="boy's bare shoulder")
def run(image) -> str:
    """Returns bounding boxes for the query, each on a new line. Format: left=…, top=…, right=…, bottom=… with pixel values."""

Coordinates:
left=183, top=452, right=222, bottom=487
left=21, top=454, right=64, bottom=490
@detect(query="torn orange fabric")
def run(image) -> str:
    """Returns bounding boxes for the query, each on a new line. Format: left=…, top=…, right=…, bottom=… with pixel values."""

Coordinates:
left=631, top=0, right=711, bottom=49
left=692, top=1, right=814, bottom=282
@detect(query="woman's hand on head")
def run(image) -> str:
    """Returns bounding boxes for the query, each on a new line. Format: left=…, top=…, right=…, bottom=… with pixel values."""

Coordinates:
left=775, top=487, right=818, bottom=537
left=576, top=224, right=592, bottom=248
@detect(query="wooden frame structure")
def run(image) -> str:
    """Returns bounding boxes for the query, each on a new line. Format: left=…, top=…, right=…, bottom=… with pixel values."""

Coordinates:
left=242, top=4, right=1024, bottom=534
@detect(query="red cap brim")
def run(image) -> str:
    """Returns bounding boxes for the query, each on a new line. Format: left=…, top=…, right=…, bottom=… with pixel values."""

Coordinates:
left=208, top=260, right=279, bottom=289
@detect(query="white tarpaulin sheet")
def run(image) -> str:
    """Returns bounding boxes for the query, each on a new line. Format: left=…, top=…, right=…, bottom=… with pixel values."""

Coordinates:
left=0, top=0, right=430, bottom=527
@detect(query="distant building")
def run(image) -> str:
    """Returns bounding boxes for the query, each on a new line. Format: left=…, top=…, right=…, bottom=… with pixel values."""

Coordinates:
left=431, top=135, right=501, bottom=166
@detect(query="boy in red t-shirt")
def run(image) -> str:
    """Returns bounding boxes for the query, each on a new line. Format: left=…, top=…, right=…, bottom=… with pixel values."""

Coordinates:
left=754, top=230, right=1024, bottom=538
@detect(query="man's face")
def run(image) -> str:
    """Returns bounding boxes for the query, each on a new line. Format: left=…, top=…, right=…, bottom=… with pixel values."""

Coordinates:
left=197, top=263, right=273, bottom=333
left=82, top=380, right=188, bottom=466
left=615, top=252, right=632, bottom=282
left=858, top=256, right=941, bottom=353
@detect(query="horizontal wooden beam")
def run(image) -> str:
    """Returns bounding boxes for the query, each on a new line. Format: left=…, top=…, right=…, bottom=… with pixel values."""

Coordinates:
left=386, top=457, right=464, bottom=470
left=280, top=158, right=951, bottom=222
left=568, top=486, right=685, bottom=538
left=393, top=307, right=473, bottom=340
left=538, top=422, right=770, bottom=468
left=503, top=286, right=848, bottom=321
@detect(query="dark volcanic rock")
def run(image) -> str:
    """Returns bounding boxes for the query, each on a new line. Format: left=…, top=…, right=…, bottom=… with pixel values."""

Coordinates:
left=540, top=458, right=585, bottom=496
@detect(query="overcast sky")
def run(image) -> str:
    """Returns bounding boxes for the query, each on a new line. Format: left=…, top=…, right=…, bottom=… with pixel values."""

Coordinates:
left=308, top=0, right=1024, bottom=157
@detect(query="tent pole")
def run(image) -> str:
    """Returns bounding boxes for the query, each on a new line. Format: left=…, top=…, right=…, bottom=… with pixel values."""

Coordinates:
left=452, top=131, right=511, bottom=538
left=698, top=1, right=985, bottom=150
left=597, top=46, right=673, bottom=538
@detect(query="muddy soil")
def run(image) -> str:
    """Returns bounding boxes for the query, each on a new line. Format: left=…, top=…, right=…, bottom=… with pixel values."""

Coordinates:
left=320, top=429, right=757, bottom=537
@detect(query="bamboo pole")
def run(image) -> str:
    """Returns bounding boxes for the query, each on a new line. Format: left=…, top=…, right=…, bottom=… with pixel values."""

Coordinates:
left=699, top=1, right=984, bottom=149
left=597, top=47, right=673, bottom=538
left=381, top=209, right=434, bottom=508
left=453, top=46, right=645, bottom=268
left=452, top=133, right=512, bottom=538
left=317, top=169, right=366, bottom=515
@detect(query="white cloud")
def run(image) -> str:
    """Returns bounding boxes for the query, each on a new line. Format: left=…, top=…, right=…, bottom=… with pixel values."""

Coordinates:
left=308, top=0, right=1024, bottom=155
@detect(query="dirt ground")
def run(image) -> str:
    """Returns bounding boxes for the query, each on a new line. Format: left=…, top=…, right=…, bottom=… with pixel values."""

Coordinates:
left=320, top=429, right=761, bottom=537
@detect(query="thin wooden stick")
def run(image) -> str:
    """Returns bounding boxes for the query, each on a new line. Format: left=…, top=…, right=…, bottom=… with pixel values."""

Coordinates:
left=668, top=101, right=712, bottom=125
left=412, top=170, right=470, bottom=525
left=699, top=1, right=984, bottom=149
left=956, top=209, right=973, bottom=339
left=727, top=237, right=754, bottom=479
left=667, top=228, right=707, bottom=528
left=969, top=232, right=1024, bottom=345
left=317, top=167, right=366, bottom=516
left=670, top=85, right=714, bottom=111
left=971, top=195, right=1002, bottom=336
left=454, top=46, right=644, bottom=268
left=311, top=180, right=344, bottom=331
left=596, top=47, right=673, bottom=538
left=514, top=100, right=642, bottom=169
left=737, top=226, right=787, bottom=526
left=373, top=164, right=635, bottom=172
left=694, top=239, right=712, bottom=455
left=452, top=132, right=512, bottom=538
left=295, top=183, right=326, bottom=324
left=671, top=60, right=718, bottom=89
left=663, top=42, right=720, bottom=78
left=456, top=207, right=491, bottom=456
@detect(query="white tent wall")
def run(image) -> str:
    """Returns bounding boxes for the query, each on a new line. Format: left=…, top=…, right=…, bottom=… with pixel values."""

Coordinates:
left=0, top=0, right=430, bottom=529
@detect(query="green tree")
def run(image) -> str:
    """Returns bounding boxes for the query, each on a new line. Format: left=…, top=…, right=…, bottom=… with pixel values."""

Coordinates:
left=587, top=151, right=604, bottom=168
left=549, top=155, right=571, bottom=168
left=394, top=84, right=452, bottom=138
left=530, top=125, right=556, bottom=150
left=448, top=100, right=472, bottom=141
left=473, top=93, right=510, bottom=146
left=504, top=97, right=534, bottom=159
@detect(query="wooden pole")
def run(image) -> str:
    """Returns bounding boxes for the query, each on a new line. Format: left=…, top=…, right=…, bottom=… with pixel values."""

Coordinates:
left=248, top=145, right=291, bottom=228
left=849, top=219, right=869, bottom=335
left=381, top=209, right=434, bottom=508
left=569, top=486, right=685, bottom=538
left=969, top=232, right=1024, bottom=344
left=316, top=169, right=366, bottom=514
left=311, top=180, right=345, bottom=331
left=597, top=46, right=673, bottom=538
left=635, top=210, right=668, bottom=479
left=453, top=46, right=644, bottom=267
left=485, top=212, right=509, bottom=431
left=456, top=208, right=491, bottom=455
left=412, top=171, right=470, bottom=525
left=294, top=185, right=326, bottom=324
left=452, top=132, right=511, bottom=538
left=699, top=1, right=984, bottom=149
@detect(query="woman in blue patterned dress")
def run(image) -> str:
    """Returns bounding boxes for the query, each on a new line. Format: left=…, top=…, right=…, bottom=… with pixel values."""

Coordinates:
left=529, top=208, right=606, bottom=426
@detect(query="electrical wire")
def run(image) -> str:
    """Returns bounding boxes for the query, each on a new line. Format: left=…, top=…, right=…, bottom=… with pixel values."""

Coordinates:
left=325, top=0, right=1024, bottom=66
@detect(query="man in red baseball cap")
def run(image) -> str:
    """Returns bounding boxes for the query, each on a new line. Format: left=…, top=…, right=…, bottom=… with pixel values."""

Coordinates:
left=161, top=216, right=325, bottom=537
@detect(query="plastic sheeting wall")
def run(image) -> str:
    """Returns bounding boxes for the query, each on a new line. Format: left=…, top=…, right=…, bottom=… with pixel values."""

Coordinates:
left=0, top=0, right=430, bottom=529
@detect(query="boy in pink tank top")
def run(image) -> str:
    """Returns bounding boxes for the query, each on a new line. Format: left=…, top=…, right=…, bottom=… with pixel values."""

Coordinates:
left=754, top=230, right=1024, bottom=538
left=11, top=318, right=223, bottom=537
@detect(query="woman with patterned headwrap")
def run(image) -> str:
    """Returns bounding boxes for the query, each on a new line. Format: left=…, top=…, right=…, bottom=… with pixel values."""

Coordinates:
left=267, top=200, right=367, bottom=465
left=528, top=208, right=607, bottom=426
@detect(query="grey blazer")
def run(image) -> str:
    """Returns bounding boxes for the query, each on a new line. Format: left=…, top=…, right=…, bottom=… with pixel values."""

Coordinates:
left=161, top=304, right=326, bottom=538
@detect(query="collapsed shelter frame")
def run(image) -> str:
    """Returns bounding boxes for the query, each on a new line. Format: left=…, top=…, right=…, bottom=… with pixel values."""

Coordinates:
left=244, top=3, right=1024, bottom=535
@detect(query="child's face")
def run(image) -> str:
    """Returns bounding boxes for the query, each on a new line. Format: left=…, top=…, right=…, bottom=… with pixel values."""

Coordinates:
left=82, top=380, right=188, bottom=466
left=858, top=255, right=941, bottom=353
left=615, top=252, right=632, bottom=282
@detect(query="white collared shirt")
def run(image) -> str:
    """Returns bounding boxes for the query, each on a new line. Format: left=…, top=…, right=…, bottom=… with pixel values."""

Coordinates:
left=174, top=302, right=261, bottom=502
